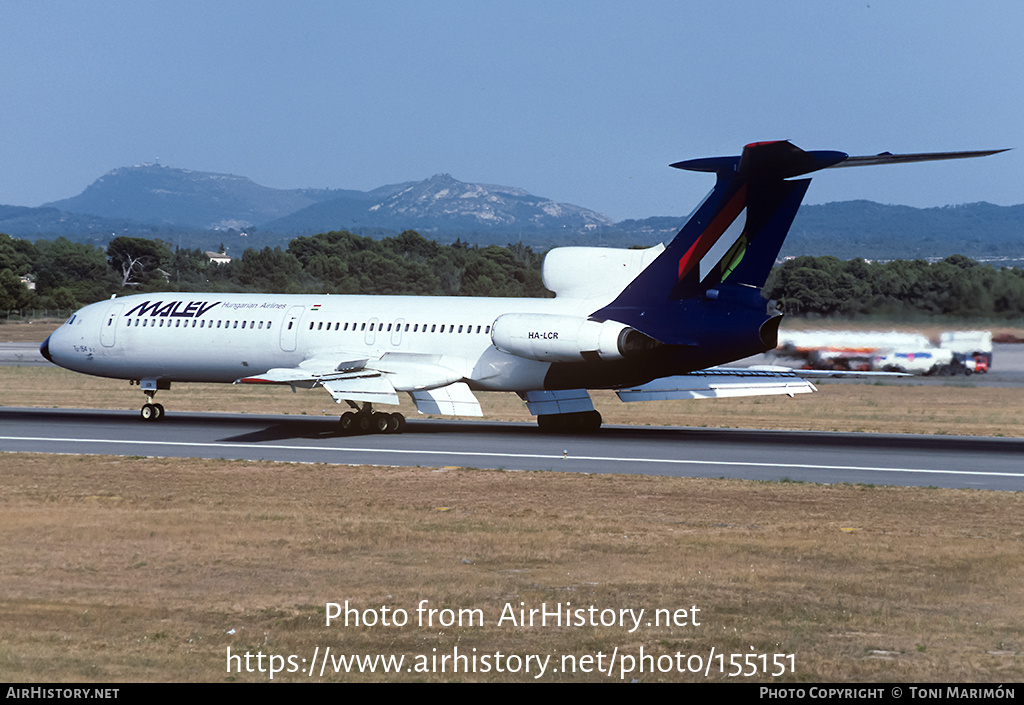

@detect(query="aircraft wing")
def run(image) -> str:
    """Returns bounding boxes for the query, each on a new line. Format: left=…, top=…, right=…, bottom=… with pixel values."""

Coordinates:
left=236, top=352, right=481, bottom=413
left=615, top=367, right=817, bottom=402
left=236, top=356, right=400, bottom=404
left=777, top=368, right=912, bottom=378
left=613, top=364, right=913, bottom=403
left=237, top=356, right=370, bottom=386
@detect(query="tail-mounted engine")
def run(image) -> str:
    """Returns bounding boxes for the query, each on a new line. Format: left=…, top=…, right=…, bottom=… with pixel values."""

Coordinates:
left=491, top=313, right=658, bottom=363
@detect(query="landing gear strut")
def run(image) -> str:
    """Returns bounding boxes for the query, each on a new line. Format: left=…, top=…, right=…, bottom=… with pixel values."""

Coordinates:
left=339, top=402, right=406, bottom=435
left=135, top=379, right=168, bottom=422
left=537, top=410, right=602, bottom=433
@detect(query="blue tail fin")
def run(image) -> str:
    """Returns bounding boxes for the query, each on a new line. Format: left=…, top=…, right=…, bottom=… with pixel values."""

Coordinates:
left=589, top=141, right=1004, bottom=362
left=593, top=141, right=846, bottom=345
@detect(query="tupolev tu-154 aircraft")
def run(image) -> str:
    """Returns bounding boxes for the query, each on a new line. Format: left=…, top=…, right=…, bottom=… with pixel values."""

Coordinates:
left=41, top=141, right=1005, bottom=433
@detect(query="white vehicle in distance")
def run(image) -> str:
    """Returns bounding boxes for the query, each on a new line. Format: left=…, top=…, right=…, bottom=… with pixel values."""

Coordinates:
left=872, top=348, right=974, bottom=376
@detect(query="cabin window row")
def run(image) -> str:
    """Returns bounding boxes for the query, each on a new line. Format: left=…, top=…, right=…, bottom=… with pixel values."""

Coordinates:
left=307, top=321, right=491, bottom=335
left=127, top=318, right=273, bottom=330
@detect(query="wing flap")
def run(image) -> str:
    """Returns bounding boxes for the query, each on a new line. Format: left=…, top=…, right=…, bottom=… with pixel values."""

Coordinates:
left=236, top=353, right=479, bottom=408
left=236, top=368, right=321, bottom=387
left=518, top=389, right=595, bottom=415
left=237, top=355, right=369, bottom=386
left=367, top=354, right=463, bottom=391
left=238, top=366, right=400, bottom=404
left=616, top=368, right=816, bottom=402
left=322, top=376, right=399, bottom=405
left=410, top=382, right=482, bottom=416
left=236, top=354, right=401, bottom=404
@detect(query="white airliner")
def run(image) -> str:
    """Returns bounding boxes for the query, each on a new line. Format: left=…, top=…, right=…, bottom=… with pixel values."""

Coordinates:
left=41, top=141, right=1004, bottom=433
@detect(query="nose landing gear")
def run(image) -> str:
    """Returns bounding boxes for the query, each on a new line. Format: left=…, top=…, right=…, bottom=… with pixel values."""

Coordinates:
left=141, top=398, right=165, bottom=422
left=135, top=379, right=169, bottom=422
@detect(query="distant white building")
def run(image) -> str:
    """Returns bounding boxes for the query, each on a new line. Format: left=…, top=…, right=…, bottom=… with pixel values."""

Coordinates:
left=205, top=251, right=232, bottom=265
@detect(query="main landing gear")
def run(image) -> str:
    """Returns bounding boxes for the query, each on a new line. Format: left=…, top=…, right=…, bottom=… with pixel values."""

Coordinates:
left=536, top=410, right=602, bottom=433
left=339, top=402, right=406, bottom=435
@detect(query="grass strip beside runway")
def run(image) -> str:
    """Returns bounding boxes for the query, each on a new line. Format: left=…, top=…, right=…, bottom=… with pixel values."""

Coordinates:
left=1, top=453, right=1022, bottom=682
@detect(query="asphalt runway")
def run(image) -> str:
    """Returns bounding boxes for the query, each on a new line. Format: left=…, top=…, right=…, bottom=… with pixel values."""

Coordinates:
left=2, top=407, right=1022, bottom=491
left=0, top=342, right=51, bottom=366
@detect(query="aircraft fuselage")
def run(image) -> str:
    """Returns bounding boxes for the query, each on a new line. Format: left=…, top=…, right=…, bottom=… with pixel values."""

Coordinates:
left=42, top=291, right=630, bottom=393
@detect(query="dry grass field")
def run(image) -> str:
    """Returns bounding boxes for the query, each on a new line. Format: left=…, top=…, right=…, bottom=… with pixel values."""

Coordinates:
left=0, top=320, right=60, bottom=343
left=2, top=318, right=1023, bottom=682
left=1, top=454, right=1022, bottom=683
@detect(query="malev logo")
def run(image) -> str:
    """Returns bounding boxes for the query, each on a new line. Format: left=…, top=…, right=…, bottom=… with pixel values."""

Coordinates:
left=123, top=300, right=221, bottom=318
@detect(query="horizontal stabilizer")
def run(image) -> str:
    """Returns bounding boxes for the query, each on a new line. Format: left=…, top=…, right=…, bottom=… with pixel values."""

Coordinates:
left=615, top=368, right=816, bottom=402
left=673, top=144, right=1007, bottom=176
left=828, top=149, right=1009, bottom=169
left=671, top=141, right=847, bottom=178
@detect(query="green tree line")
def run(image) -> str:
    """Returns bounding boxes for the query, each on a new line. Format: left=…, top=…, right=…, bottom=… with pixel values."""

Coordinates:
left=0, top=230, right=550, bottom=310
left=6, top=230, right=1024, bottom=321
left=764, top=254, right=1024, bottom=319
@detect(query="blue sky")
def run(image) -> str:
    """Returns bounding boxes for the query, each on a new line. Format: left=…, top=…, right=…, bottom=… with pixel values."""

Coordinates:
left=1, top=1, right=1021, bottom=221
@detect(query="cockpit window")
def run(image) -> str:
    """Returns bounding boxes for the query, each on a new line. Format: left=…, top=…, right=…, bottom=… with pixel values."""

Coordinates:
left=67, top=315, right=76, bottom=325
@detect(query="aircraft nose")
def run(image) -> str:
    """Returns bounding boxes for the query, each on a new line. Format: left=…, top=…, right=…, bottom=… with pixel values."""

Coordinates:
left=40, top=334, right=53, bottom=363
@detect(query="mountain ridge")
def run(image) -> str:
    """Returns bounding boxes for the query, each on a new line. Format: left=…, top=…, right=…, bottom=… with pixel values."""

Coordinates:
left=39, top=164, right=613, bottom=235
left=2, top=164, right=1022, bottom=262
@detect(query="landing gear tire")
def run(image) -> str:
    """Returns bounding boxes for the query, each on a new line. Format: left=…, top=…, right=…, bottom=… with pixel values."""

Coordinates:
left=339, top=411, right=357, bottom=434
left=373, top=412, right=406, bottom=434
left=390, top=412, right=407, bottom=433
left=357, top=413, right=373, bottom=433
left=141, top=403, right=164, bottom=422
left=537, top=414, right=556, bottom=432
left=373, top=413, right=392, bottom=434
left=537, top=410, right=602, bottom=433
left=579, top=410, right=602, bottom=433
left=339, top=405, right=407, bottom=435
